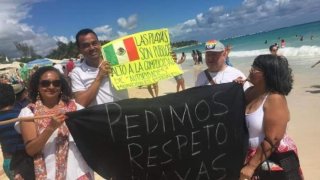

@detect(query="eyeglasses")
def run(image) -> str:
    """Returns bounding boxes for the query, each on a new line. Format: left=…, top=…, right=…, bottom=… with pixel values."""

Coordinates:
left=40, top=80, right=61, bottom=87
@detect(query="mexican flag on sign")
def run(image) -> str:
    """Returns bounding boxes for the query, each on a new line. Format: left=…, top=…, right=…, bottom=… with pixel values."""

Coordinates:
left=102, top=37, right=140, bottom=65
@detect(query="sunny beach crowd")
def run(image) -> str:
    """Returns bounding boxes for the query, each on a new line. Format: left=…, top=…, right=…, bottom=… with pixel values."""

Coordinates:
left=0, top=28, right=304, bottom=180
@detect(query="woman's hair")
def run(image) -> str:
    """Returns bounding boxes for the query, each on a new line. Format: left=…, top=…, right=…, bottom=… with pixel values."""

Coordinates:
left=28, top=66, right=72, bottom=103
left=252, top=54, right=293, bottom=95
left=0, top=83, right=15, bottom=109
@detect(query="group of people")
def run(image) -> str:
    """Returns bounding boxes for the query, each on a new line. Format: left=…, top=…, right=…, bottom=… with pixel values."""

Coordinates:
left=0, top=28, right=303, bottom=180
left=191, top=49, right=203, bottom=65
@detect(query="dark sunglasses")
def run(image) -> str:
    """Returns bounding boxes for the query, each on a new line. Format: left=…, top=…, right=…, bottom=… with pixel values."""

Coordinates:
left=40, top=80, right=61, bottom=87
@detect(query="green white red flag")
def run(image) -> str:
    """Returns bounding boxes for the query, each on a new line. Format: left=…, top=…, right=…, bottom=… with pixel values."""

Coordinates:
left=102, top=37, right=139, bottom=65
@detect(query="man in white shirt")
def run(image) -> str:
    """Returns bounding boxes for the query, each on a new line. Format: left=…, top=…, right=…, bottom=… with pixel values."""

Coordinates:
left=69, top=28, right=128, bottom=107
left=195, top=39, right=250, bottom=90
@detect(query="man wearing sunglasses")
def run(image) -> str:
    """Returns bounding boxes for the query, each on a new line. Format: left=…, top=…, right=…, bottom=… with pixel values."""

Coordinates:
left=70, top=28, right=128, bottom=107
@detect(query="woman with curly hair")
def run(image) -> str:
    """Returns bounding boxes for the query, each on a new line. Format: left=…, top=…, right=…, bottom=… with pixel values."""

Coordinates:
left=17, top=66, right=93, bottom=179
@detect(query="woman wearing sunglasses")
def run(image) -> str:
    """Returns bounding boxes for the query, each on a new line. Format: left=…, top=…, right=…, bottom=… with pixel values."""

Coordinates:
left=17, top=66, right=93, bottom=179
left=236, top=55, right=303, bottom=180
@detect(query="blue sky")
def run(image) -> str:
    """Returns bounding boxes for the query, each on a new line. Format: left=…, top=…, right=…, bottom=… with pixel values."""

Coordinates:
left=1, top=0, right=320, bottom=57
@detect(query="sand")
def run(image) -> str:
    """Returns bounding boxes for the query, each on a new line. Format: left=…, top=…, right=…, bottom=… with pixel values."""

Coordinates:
left=1, top=56, right=319, bottom=179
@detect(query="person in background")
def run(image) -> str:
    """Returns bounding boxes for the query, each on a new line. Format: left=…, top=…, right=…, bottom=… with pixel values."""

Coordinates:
left=172, top=52, right=186, bottom=92
left=0, top=75, right=10, bottom=84
left=18, top=63, right=28, bottom=84
left=196, top=50, right=203, bottom=64
left=195, top=39, right=249, bottom=90
left=225, top=45, right=233, bottom=67
left=236, top=55, right=303, bottom=180
left=280, top=39, right=286, bottom=48
left=15, top=69, right=23, bottom=83
left=69, top=28, right=128, bottom=107
left=0, top=83, right=33, bottom=179
left=191, top=50, right=198, bottom=65
left=269, top=44, right=278, bottom=56
left=78, top=54, right=85, bottom=63
left=17, top=66, right=93, bottom=179
left=29, top=65, right=39, bottom=79
left=66, top=59, right=75, bottom=75
left=300, top=35, right=303, bottom=41
left=147, top=83, right=159, bottom=98
left=12, top=83, right=30, bottom=111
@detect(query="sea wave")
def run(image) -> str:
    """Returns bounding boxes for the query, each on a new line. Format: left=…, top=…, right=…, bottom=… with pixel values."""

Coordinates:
left=230, top=45, right=320, bottom=58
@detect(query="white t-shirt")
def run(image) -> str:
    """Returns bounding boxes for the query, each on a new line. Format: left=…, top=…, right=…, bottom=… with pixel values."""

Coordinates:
left=69, top=60, right=128, bottom=107
left=195, top=66, right=250, bottom=90
left=15, top=102, right=94, bottom=179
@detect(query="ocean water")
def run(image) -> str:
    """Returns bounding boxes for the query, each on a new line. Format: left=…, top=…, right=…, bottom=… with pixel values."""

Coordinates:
left=174, top=20, right=320, bottom=59
left=172, top=21, right=320, bottom=87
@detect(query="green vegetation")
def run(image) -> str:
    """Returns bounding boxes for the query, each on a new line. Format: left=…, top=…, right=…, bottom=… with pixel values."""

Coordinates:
left=0, top=42, right=42, bottom=63
left=47, top=41, right=78, bottom=60
left=171, top=40, right=198, bottom=48
left=0, top=39, right=196, bottom=63
left=46, top=40, right=110, bottom=60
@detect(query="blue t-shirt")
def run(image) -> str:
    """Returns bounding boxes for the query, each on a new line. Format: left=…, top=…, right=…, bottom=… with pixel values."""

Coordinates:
left=0, top=109, right=25, bottom=154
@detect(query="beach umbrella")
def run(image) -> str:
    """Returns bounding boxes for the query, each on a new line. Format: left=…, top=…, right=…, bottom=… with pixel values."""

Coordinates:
left=27, top=58, right=53, bottom=69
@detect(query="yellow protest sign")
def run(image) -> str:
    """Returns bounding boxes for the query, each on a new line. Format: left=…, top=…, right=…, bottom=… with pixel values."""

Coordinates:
left=101, top=28, right=182, bottom=90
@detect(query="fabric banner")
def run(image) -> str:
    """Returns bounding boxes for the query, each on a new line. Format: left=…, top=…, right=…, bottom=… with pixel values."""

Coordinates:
left=101, top=28, right=183, bottom=90
left=66, top=83, right=248, bottom=180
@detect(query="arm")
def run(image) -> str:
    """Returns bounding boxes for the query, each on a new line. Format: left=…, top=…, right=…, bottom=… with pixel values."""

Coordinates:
left=73, top=78, right=104, bottom=107
left=20, top=113, right=66, bottom=156
left=177, top=55, right=186, bottom=64
left=73, top=61, right=111, bottom=107
left=240, top=93, right=289, bottom=179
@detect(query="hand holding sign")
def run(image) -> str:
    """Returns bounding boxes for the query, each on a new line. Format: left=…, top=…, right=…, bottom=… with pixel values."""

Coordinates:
left=96, top=61, right=112, bottom=81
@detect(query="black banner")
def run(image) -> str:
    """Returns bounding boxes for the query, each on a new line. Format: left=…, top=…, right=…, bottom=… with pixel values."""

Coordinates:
left=66, top=83, right=248, bottom=180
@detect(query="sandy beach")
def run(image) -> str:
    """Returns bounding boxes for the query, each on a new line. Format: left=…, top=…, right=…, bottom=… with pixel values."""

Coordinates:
left=1, top=55, right=319, bottom=179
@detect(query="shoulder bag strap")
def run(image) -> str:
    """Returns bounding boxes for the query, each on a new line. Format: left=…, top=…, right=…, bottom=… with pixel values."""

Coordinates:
left=204, top=69, right=215, bottom=85
left=261, top=137, right=277, bottom=172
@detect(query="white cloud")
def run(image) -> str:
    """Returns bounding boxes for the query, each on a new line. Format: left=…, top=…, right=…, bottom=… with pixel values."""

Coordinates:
left=53, top=36, right=69, bottom=44
left=0, top=0, right=59, bottom=57
left=117, top=14, right=138, bottom=30
left=93, top=25, right=115, bottom=41
left=117, top=31, right=128, bottom=37
left=93, top=25, right=129, bottom=41
left=94, top=25, right=112, bottom=34
left=169, top=0, right=320, bottom=41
